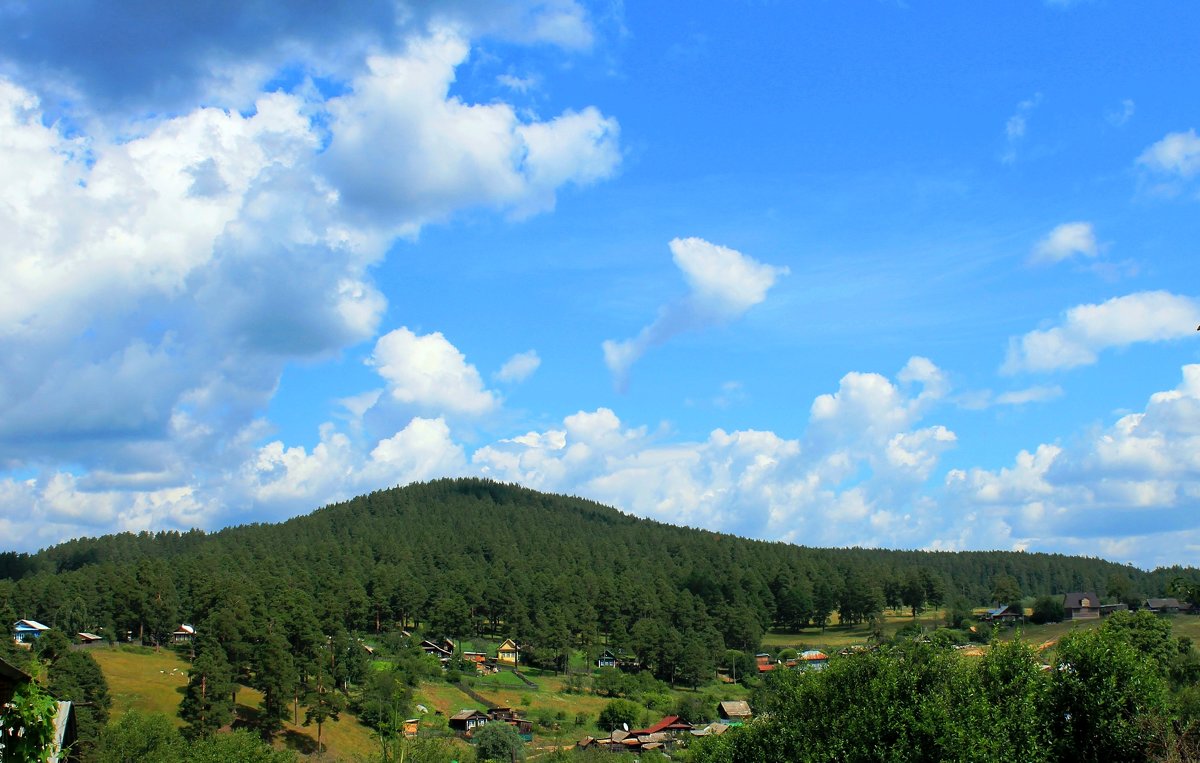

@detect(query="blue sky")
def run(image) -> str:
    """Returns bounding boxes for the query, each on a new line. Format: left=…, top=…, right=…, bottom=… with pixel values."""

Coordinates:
left=2, top=1, right=1199, bottom=569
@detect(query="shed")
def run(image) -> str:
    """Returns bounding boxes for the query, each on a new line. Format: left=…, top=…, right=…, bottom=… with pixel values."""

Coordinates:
left=718, top=700, right=752, bottom=722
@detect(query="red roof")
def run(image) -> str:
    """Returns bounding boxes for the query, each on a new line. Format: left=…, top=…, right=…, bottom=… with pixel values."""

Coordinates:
left=630, top=715, right=693, bottom=735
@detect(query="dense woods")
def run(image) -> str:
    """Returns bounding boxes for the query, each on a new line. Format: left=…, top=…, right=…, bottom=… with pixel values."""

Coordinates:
left=2, top=478, right=1195, bottom=672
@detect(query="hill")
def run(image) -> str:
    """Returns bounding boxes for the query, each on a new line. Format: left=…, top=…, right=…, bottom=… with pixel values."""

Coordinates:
left=0, top=478, right=1194, bottom=668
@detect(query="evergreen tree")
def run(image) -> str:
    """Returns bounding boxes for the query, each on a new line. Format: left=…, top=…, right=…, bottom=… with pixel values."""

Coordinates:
left=180, top=641, right=235, bottom=739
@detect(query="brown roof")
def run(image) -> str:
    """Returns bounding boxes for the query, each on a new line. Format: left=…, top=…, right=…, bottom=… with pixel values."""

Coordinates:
left=450, top=709, right=487, bottom=721
left=719, top=700, right=752, bottom=718
left=1063, top=592, right=1099, bottom=609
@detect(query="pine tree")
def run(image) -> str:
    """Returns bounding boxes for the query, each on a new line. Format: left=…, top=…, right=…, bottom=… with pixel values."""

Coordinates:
left=180, top=642, right=235, bottom=739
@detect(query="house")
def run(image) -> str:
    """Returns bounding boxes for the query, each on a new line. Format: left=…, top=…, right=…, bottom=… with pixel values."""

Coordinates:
left=448, top=709, right=490, bottom=734
left=718, top=700, right=752, bottom=723
left=77, top=632, right=104, bottom=646
left=420, top=639, right=455, bottom=662
left=596, top=649, right=617, bottom=668
left=487, top=707, right=533, bottom=737
left=798, top=649, right=829, bottom=671
left=1145, top=598, right=1183, bottom=614
left=630, top=715, right=694, bottom=736
left=496, top=638, right=520, bottom=666
left=13, top=619, right=50, bottom=643
left=171, top=624, right=196, bottom=644
left=690, top=722, right=730, bottom=738
left=981, top=604, right=1024, bottom=624
left=755, top=653, right=777, bottom=673
left=1063, top=592, right=1101, bottom=620
left=1100, top=603, right=1129, bottom=617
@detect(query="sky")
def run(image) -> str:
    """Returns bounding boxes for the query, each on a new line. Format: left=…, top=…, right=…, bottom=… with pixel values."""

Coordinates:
left=1, top=1, right=1199, bottom=570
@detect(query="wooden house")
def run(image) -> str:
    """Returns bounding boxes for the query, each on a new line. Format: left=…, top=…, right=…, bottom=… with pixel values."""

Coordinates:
left=596, top=649, right=617, bottom=668
left=420, top=639, right=455, bottom=662
left=449, top=709, right=490, bottom=734
left=496, top=638, right=520, bottom=666
left=1145, top=597, right=1183, bottom=614
left=755, top=653, right=777, bottom=673
left=1063, top=592, right=1100, bottom=620
left=171, top=624, right=196, bottom=644
left=981, top=604, right=1024, bottom=624
left=631, top=715, right=694, bottom=736
left=13, top=619, right=50, bottom=643
left=718, top=700, right=752, bottom=723
left=76, top=632, right=103, bottom=646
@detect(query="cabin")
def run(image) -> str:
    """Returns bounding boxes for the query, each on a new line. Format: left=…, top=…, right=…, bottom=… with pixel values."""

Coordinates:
left=718, top=700, right=752, bottom=723
left=496, top=638, right=520, bottom=666
left=1145, top=597, right=1183, bottom=614
left=488, top=707, right=533, bottom=737
left=755, top=653, right=776, bottom=673
left=77, top=632, right=104, bottom=646
left=597, top=649, right=617, bottom=668
left=171, top=624, right=196, bottom=644
left=1063, top=592, right=1101, bottom=620
left=420, top=639, right=455, bottom=662
left=449, top=709, right=490, bottom=734
left=13, top=619, right=50, bottom=643
left=981, top=604, right=1024, bottom=624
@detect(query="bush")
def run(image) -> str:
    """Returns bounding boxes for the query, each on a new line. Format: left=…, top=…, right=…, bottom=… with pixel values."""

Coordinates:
left=1029, top=595, right=1065, bottom=625
left=474, top=721, right=525, bottom=762
left=598, top=699, right=643, bottom=732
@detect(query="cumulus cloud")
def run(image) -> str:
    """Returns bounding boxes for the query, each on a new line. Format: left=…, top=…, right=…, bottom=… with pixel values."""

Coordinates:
left=1138, top=129, right=1200, bottom=178
left=602, top=238, right=788, bottom=389
left=945, top=364, right=1200, bottom=567
left=495, top=350, right=541, bottom=383
left=1031, top=221, right=1098, bottom=264
left=0, top=16, right=620, bottom=541
left=477, top=357, right=954, bottom=545
left=369, top=328, right=498, bottom=416
left=1002, top=291, right=1200, bottom=374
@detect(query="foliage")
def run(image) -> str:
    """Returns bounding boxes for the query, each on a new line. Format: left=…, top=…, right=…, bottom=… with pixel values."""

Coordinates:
left=473, top=721, right=525, bottom=762
left=598, top=699, right=644, bottom=732
left=179, top=642, right=235, bottom=739
left=96, top=711, right=296, bottom=762
left=0, top=681, right=58, bottom=763
left=1029, top=594, right=1065, bottom=624
left=47, top=650, right=111, bottom=758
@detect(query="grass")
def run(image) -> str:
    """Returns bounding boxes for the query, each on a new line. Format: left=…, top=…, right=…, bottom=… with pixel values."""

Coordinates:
left=90, top=644, right=379, bottom=760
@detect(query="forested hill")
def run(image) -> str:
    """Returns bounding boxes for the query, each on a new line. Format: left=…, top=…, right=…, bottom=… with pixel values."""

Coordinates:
left=0, top=479, right=1194, bottom=660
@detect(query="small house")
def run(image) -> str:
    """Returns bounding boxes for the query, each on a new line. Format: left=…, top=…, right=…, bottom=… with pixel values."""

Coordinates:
left=420, top=639, right=455, bottom=662
left=718, top=700, right=752, bottom=723
left=1063, top=592, right=1101, bottom=620
left=597, top=649, right=617, bottom=668
left=798, top=649, right=829, bottom=671
left=631, top=715, right=694, bottom=736
left=171, top=624, right=196, bottom=644
left=13, top=619, right=50, bottom=643
left=449, top=709, right=490, bottom=734
left=981, top=604, right=1024, bottom=624
left=77, top=632, right=103, bottom=646
left=496, top=638, right=520, bottom=666
left=755, top=653, right=776, bottom=673
left=1145, top=598, right=1183, bottom=614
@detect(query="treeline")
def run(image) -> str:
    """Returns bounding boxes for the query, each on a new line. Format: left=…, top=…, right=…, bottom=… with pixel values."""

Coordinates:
left=1, top=479, right=1196, bottom=685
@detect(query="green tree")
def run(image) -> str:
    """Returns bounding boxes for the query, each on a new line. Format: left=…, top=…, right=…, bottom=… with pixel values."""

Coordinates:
left=253, top=631, right=298, bottom=739
left=97, top=711, right=187, bottom=763
left=48, top=650, right=111, bottom=758
left=473, top=721, right=525, bottom=762
left=991, top=574, right=1022, bottom=606
left=1029, top=594, right=1065, bottom=624
left=303, top=666, right=346, bottom=755
left=1049, top=626, right=1168, bottom=762
left=179, top=642, right=235, bottom=739
left=900, top=570, right=927, bottom=618
left=597, top=699, right=643, bottom=732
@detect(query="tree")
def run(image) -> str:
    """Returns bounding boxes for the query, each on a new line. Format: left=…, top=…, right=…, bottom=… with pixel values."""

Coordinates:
left=180, top=642, right=235, bottom=739
left=473, top=721, right=526, bottom=762
left=900, top=570, right=927, bottom=618
left=598, top=699, right=643, bottom=732
left=991, top=574, right=1022, bottom=606
left=48, top=650, right=111, bottom=757
left=303, top=666, right=346, bottom=755
left=253, top=631, right=298, bottom=739
left=1029, top=595, right=1065, bottom=625
left=33, top=628, right=72, bottom=663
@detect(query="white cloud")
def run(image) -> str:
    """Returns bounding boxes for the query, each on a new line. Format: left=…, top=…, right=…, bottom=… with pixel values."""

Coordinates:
left=495, top=350, right=541, bottom=383
left=1031, top=221, right=1098, bottom=264
left=321, top=31, right=620, bottom=232
left=1138, top=129, right=1200, bottom=178
left=1003, top=291, right=1200, bottom=374
left=602, top=238, right=788, bottom=389
left=995, top=385, right=1064, bottom=406
left=369, top=328, right=498, bottom=416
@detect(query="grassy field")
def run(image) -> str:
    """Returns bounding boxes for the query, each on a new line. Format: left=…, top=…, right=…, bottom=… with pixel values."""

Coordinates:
left=90, top=645, right=379, bottom=760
